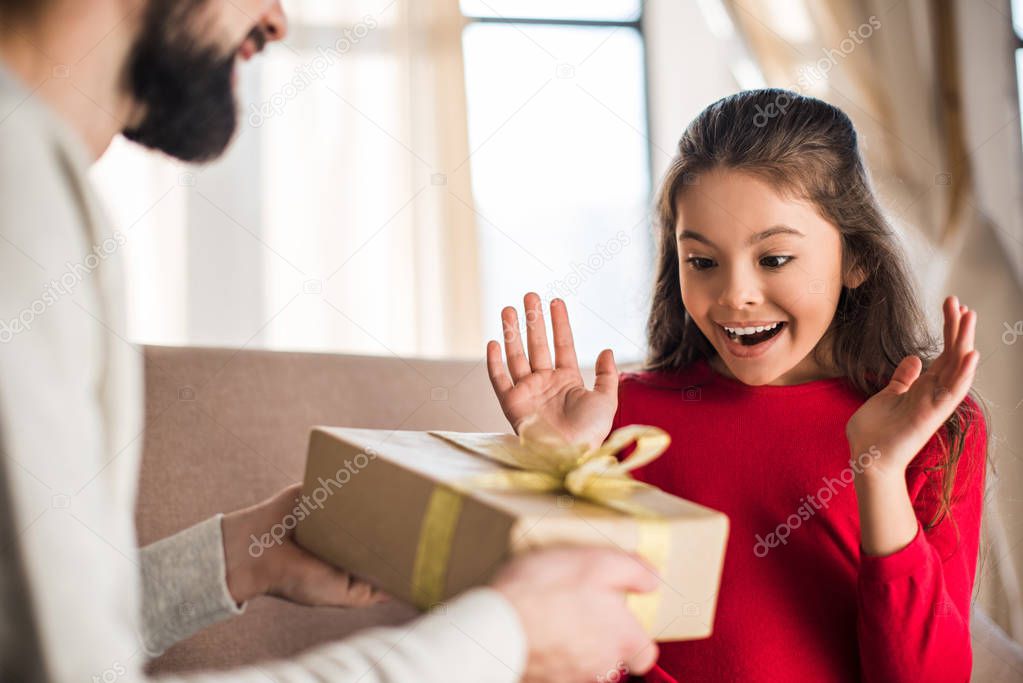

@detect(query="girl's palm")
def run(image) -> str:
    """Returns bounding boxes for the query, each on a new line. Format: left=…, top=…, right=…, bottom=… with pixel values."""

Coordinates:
left=487, top=293, right=618, bottom=451
left=846, top=296, right=979, bottom=476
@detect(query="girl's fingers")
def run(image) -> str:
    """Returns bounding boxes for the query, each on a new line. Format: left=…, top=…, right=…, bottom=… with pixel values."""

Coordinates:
left=594, top=348, right=619, bottom=396
left=942, top=296, right=957, bottom=354
left=487, top=340, right=514, bottom=396
left=551, top=298, right=580, bottom=371
left=931, top=296, right=961, bottom=377
left=955, top=309, right=975, bottom=356
left=501, top=306, right=532, bottom=381
left=524, top=292, right=553, bottom=371
left=956, top=350, right=980, bottom=392
left=939, top=308, right=975, bottom=387
left=936, top=349, right=978, bottom=410
left=886, top=355, right=922, bottom=395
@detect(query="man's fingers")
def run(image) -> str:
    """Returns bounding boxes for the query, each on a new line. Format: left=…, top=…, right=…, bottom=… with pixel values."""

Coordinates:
left=502, top=306, right=531, bottom=381
left=584, top=549, right=659, bottom=593
left=340, top=575, right=371, bottom=603
left=550, top=298, right=579, bottom=371
left=487, top=340, right=514, bottom=396
left=325, top=568, right=387, bottom=607
left=524, top=292, right=553, bottom=372
left=623, top=641, right=659, bottom=676
left=594, top=349, right=619, bottom=396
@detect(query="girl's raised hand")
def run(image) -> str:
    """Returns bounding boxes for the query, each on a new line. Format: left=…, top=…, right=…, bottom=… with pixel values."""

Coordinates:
left=845, top=296, right=979, bottom=479
left=487, top=293, right=618, bottom=451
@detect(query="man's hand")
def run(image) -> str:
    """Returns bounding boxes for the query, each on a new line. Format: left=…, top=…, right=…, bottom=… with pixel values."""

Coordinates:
left=221, top=484, right=388, bottom=607
left=492, top=547, right=660, bottom=683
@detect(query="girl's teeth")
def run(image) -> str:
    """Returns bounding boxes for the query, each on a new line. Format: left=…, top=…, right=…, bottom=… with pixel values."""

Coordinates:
left=724, top=322, right=781, bottom=336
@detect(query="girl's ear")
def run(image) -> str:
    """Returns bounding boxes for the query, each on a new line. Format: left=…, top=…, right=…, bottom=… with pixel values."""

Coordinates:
left=843, top=263, right=867, bottom=289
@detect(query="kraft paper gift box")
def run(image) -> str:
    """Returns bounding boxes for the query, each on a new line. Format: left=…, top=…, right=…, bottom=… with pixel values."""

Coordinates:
left=294, top=420, right=729, bottom=642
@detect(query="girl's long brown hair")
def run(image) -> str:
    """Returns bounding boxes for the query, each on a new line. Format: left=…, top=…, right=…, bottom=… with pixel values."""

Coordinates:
left=646, top=89, right=986, bottom=530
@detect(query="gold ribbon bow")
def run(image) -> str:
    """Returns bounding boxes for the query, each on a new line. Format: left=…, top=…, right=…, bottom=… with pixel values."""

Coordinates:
left=412, top=417, right=673, bottom=630
left=431, top=416, right=671, bottom=517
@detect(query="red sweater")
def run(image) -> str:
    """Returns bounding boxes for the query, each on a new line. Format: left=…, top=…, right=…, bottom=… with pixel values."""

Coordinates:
left=612, top=359, right=986, bottom=683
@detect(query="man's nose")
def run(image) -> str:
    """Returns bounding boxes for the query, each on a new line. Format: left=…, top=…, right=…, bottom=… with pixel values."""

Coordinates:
left=717, top=264, right=763, bottom=309
left=261, top=1, right=288, bottom=43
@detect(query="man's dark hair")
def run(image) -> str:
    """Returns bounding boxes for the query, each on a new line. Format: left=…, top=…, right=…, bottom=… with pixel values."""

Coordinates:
left=0, top=0, right=45, bottom=17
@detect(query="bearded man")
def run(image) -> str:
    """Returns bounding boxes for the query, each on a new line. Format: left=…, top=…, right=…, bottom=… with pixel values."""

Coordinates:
left=0, top=2, right=659, bottom=682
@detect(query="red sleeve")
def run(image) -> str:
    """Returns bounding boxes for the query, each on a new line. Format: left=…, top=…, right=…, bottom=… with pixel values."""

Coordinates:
left=856, top=397, right=987, bottom=682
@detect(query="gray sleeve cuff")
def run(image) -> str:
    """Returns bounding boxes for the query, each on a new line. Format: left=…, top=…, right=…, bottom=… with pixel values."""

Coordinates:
left=139, top=514, right=244, bottom=656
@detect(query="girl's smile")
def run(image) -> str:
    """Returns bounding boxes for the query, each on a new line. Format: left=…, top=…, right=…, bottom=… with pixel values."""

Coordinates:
left=714, top=319, right=788, bottom=359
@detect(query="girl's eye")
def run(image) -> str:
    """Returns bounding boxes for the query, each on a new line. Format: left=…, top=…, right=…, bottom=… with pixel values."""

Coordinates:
left=685, top=257, right=715, bottom=271
left=760, top=255, right=794, bottom=269
left=685, top=256, right=794, bottom=271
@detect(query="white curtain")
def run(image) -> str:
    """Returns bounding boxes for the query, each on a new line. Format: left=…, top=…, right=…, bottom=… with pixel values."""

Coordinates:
left=91, top=0, right=481, bottom=358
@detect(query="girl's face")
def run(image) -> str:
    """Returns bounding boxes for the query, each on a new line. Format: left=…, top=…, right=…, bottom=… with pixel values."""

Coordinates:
left=675, top=168, right=859, bottom=386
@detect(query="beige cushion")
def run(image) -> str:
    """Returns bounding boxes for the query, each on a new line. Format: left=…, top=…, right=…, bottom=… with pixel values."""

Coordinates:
left=136, top=345, right=510, bottom=674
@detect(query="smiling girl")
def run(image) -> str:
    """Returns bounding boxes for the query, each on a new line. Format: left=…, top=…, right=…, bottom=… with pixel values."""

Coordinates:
left=485, top=89, right=988, bottom=682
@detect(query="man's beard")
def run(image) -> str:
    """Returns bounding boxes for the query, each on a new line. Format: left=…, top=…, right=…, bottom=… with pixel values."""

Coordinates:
left=122, top=2, right=264, bottom=163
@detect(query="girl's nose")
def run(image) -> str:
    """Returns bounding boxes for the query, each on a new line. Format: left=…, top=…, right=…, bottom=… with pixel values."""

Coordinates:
left=717, top=266, right=764, bottom=309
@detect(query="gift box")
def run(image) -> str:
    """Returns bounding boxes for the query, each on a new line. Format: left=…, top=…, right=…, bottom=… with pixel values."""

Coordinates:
left=294, top=420, right=729, bottom=641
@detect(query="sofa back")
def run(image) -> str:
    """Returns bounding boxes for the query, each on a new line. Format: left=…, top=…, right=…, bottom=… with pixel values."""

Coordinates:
left=136, top=345, right=1023, bottom=680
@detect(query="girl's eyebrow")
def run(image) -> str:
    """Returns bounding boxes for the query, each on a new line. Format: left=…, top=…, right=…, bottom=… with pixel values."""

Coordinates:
left=677, top=225, right=805, bottom=248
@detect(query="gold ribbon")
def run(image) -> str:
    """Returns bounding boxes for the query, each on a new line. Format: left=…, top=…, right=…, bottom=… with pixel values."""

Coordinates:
left=432, top=416, right=670, bottom=517
left=410, top=416, right=672, bottom=625
left=411, top=486, right=463, bottom=609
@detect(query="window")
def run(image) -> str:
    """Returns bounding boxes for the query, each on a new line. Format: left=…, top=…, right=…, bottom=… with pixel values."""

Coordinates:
left=461, top=1, right=655, bottom=363
left=91, top=0, right=657, bottom=362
